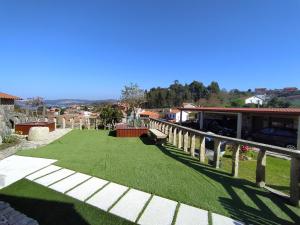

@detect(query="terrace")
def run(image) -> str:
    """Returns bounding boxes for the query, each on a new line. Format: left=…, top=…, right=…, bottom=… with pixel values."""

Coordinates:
left=0, top=124, right=299, bottom=225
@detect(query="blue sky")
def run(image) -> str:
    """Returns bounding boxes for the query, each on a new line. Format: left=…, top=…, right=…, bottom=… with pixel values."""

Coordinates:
left=0, top=0, right=299, bottom=99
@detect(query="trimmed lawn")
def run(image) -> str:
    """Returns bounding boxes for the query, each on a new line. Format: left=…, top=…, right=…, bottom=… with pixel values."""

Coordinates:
left=11, top=130, right=300, bottom=225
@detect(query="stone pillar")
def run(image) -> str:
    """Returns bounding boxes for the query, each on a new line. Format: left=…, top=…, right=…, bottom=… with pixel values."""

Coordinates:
left=214, top=139, right=222, bottom=169
left=79, top=119, right=82, bottom=130
left=173, top=128, right=177, bottom=146
left=44, top=117, right=48, bottom=122
left=190, top=134, right=195, bottom=157
left=183, top=131, right=189, bottom=152
left=87, top=118, right=90, bottom=130
left=290, top=157, right=300, bottom=206
left=62, top=118, right=66, bottom=129
left=256, top=149, right=266, bottom=187
left=232, top=145, right=240, bottom=177
left=169, top=126, right=173, bottom=144
left=199, top=136, right=205, bottom=163
left=178, top=129, right=182, bottom=149
left=53, top=118, right=57, bottom=130
left=237, top=113, right=242, bottom=139
left=71, top=118, right=74, bottom=129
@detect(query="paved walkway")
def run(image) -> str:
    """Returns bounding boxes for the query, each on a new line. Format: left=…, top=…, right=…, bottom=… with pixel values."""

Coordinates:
left=25, top=163, right=245, bottom=225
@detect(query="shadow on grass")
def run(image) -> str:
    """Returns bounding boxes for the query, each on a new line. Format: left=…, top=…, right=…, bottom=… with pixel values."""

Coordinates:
left=0, top=194, right=89, bottom=225
left=157, top=143, right=300, bottom=225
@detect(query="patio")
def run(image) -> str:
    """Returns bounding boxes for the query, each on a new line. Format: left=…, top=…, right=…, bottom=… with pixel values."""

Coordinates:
left=0, top=130, right=299, bottom=225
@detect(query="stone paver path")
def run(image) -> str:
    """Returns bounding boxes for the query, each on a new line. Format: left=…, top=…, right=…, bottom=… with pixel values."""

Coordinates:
left=0, top=155, right=56, bottom=189
left=24, top=163, right=244, bottom=225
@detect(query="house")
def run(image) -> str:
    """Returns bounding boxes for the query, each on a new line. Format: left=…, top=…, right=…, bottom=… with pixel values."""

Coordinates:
left=0, top=92, right=22, bottom=111
left=283, top=87, right=298, bottom=93
left=182, top=102, right=197, bottom=108
left=139, top=111, right=160, bottom=119
left=166, top=108, right=188, bottom=123
left=245, top=95, right=266, bottom=106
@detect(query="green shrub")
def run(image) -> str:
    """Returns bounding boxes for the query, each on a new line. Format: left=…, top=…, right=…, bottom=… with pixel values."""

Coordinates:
left=3, top=135, right=18, bottom=144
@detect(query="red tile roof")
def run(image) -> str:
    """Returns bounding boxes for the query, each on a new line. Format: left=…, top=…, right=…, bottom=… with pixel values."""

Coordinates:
left=140, top=111, right=160, bottom=119
left=178, top=107, right=300, bottom=116
left=0, top=92, right=22, bottom=100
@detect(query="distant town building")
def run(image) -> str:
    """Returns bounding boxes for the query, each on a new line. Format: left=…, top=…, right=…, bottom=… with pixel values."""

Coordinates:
left=182, top=102, right=197, bottom=108
left=166, top=108, right=188, bottom=123
left=254, top=88, right=267, bottom=95
left=139, top=111, right=160, bottom=119
left=245, top=95, right=266, bottom=106
left=283, top=87, right=298, bottom=93
left=0, top=92, right=22, bottom=111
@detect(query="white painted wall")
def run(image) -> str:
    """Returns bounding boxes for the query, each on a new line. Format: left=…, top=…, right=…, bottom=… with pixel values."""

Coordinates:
left=245, top=96, right=263, bottom=105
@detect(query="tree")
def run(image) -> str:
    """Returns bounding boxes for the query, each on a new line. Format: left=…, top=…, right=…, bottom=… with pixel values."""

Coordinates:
left=26, top=97, right=44, bottom=116
left=121, top=83, right=145, bottom=122
left=99, top=105, right=123, bottom=129
left=267, top=97, right=291, bottom=108
left=208, top=81, right=220, bottom=94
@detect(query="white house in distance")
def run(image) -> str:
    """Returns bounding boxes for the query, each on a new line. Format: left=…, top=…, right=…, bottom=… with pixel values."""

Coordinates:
left=245, top=95, right=266, bottom=106
left=166, top=108, right=188, bottom=123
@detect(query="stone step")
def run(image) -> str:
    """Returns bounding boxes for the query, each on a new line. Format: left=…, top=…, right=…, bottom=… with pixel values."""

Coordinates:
left=211, top=213, right=244, bottom=225
left=49, top=172, right=91, bottom=193
left=175, top=203, right=208, bottom=225
left=86, top=182, right=128, bottom=211
left=110, top=188, right=151, bottom=222
left=137, top=195, right=177, bottom=225
left=26, top=165, right=61, bottom=181
left=66, top=177, right=109, bottom=202
left=34, top=168, right=75, bottom=186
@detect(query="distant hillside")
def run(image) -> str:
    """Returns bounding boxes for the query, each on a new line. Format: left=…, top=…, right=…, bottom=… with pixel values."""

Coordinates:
left=16, top=99, right=117, bottom=107
left=44, top=99, right=117, bottom=106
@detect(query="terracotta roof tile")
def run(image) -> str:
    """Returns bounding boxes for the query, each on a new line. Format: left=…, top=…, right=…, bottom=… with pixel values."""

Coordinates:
left=0, top=92, right=22, bottom=100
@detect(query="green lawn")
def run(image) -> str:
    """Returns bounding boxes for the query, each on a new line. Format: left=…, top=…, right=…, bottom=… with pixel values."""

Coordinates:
left=3, top=129, right=299, bottom=225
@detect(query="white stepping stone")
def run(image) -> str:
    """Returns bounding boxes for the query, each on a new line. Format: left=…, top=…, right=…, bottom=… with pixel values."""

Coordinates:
left=26, top=165, right=61, bottom=181
left=34, top=168, right=75, bottom=186
left=66, top=177, right=108, bottom=201
left=110, top=189, right=151, bottom=222
left=175, top=203, right=208, bottom=225
left=138, top=195, right=177, bottom=225
left=211, top=213, right=244, bottom=225
left=0, top=155, right=56, bottom=189
left=49, top=172, right=91, bottom=193
left=86, top=182, right=128, bottom=211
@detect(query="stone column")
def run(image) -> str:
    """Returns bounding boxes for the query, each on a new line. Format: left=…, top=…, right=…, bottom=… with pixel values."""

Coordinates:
left=232, top=144, right=240, bottom=177
left=256, top=149, right=266, bottom=187
left=87, top=118, right=90, bottom=130
left=53, top=118, right=57, bottom=130
left=213, top=139, right=222, bottom=169
left=199, top=112, right=204, bottom=130
left=183, top=131, right=189, bottom=152
left=168, top=126, right=173, bottom=144
left=178, top=129, right=182, bottom=149
left=44, top=117, right=48, bottom=122
left=62, top=118, right=66, bottom=129
left=199, top=136, right=205, bottom=163
left=173, top=128, right=177, bottom=146
left=190, top=134, right=195, bottom=157
left=79, top=119, right=82, bottom=130
left=71, top=118, right=74, bottom=129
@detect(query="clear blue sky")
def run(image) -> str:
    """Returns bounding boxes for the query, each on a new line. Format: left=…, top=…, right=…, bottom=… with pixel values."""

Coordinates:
left=0, top=0, right=299, bottom=100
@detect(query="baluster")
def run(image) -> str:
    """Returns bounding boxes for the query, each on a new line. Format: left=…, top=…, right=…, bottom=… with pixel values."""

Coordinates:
left=178, top=129, right=182, bottom=149
left=169, top=126, right=173, bottom=143
left=232, top=144, right=240, bottom=177
left=214, top=139, right=222, bottom=169
left=173, top=128, right=177, bottom=146
left=183, top=131, right=189, bottom=153
left=199, top=136, right=205, bottom=163
left=256, top=149, right=266, bottom=187
left=190, top=134, right=195, bottom=157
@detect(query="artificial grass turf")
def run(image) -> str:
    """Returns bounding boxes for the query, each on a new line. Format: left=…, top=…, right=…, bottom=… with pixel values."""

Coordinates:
left=17, top=130, right=300, bottom=225
left=0, top=179, right=134, bottom=225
